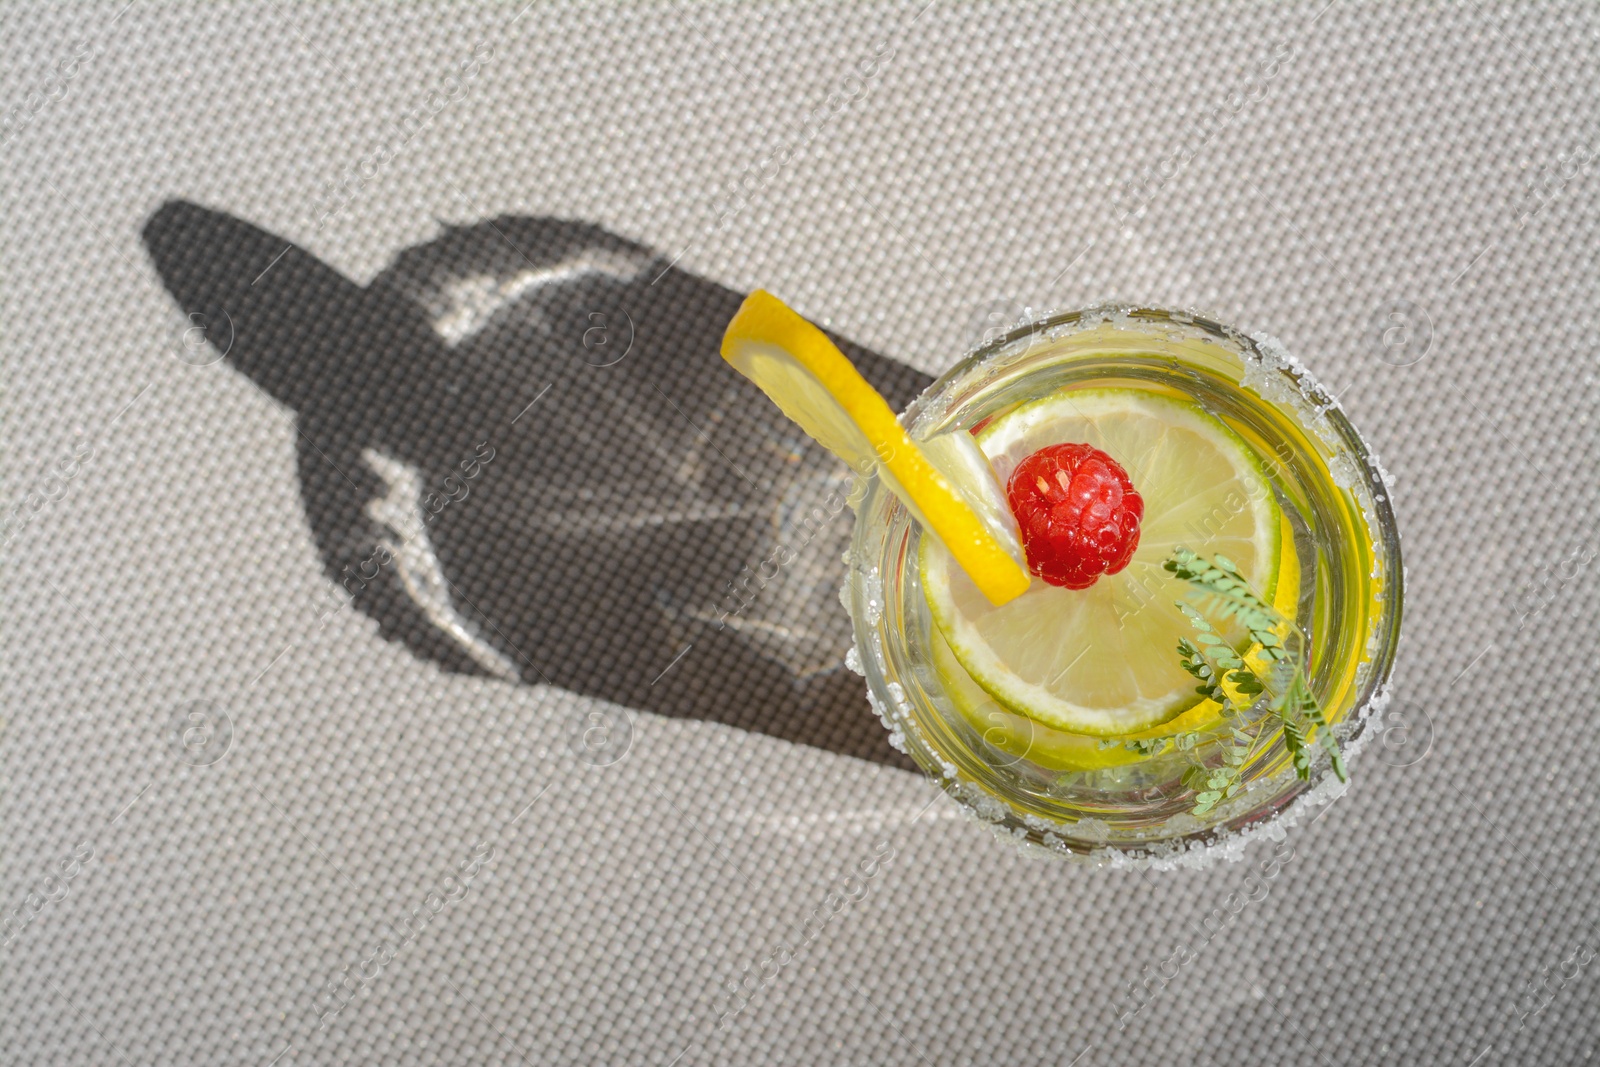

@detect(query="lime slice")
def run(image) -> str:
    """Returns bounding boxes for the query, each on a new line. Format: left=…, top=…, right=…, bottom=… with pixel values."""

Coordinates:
left=936, top=508, right=1303, bottom=771
left=922, top=388, right=1281, bottom=736
left=932, top=626, right=1242, bottom=771
left=721, top=290, right=1029, bottom=605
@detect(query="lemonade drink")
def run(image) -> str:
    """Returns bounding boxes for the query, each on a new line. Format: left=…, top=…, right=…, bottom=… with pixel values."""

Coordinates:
left=724, top=299, right=1402, bottom=861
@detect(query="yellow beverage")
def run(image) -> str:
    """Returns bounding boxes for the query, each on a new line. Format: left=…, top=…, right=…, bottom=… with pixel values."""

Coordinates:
left=845, top=308, right=1401, bottom=861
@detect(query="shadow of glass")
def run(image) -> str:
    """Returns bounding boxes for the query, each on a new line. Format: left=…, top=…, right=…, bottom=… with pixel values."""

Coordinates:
left=143, top=200, right=931, bottom=769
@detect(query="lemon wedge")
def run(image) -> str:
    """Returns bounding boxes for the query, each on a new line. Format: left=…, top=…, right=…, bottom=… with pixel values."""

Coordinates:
left=721, top=290, right=1030, bottom=605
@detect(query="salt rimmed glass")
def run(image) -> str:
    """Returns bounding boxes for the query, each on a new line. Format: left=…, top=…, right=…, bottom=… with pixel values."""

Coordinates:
left=845, top=307, right=1403, bottom=865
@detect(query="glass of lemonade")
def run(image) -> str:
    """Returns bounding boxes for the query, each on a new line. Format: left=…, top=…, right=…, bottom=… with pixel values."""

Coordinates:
left=845, top=307, right=1402, bottom=863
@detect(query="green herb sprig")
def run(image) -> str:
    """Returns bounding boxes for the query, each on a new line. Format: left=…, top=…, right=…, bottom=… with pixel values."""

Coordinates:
left=1163, top=548, right=1346, bottom=816
left=1171, top=606, right=1261, bottom=813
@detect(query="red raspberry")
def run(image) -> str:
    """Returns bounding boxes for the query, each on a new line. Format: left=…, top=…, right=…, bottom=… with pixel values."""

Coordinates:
left=1006, top=443, right=1144, bottom=590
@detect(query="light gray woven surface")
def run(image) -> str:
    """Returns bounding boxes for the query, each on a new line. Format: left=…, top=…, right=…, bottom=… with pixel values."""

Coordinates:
left=4, top=2, right=1598, bottom=1064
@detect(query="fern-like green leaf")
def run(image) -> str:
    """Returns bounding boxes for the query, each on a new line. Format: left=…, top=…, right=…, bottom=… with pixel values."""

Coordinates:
left=1167, top=547, right=1348, bottom=808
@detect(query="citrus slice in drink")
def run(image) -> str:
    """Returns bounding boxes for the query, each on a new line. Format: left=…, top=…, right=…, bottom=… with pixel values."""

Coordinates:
left=921, top=388, right=1282, bottom=736
left=721, top=289, right=1029, bottom=605
left=931, top=627, right=1227, bottom=771
left=935, top=510, right=1302, bottom=770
